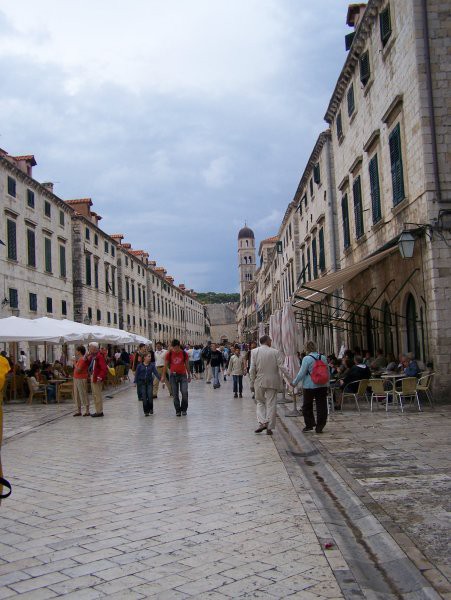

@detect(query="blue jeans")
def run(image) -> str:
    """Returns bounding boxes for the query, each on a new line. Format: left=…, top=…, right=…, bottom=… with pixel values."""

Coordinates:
left=212, top=366, right=220, bottom=387
left=137, top=380, right=153, bottom=414
left=170, top=374, right=188, bottom=413
left=233, top=375, right=243, bottom=394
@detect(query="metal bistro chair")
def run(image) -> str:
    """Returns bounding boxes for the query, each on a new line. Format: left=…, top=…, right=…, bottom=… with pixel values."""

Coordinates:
left=368, top=378, right=393, bottom=412
left=416, top=373, right=435, bottom=408
left=57, top=381, right=73, bottom=403
left=394, top=377, right=420, bottom=412
left=341, top=379, right=370, bottom=413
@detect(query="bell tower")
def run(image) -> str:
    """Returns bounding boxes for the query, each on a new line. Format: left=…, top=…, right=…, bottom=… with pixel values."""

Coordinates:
left=238, top=225, right=256, bottom=299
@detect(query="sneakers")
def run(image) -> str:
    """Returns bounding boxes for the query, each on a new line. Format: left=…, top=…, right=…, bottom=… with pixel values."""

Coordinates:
left=176, top=412, right=181, bottom=417
left=181, top=411, right=187, bottom=416
left=302, top=426, right=314, bottom=432
left=233, top=393, right=238, bottom=398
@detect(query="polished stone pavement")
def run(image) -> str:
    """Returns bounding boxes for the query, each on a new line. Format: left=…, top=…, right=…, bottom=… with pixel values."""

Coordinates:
left=1, top=379, right=344, bottom=599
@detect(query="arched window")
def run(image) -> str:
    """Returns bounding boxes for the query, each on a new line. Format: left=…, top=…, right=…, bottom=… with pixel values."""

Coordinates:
left=406, top=294, right=419, bottom=357
left=246, top=240, right=249, bottom=247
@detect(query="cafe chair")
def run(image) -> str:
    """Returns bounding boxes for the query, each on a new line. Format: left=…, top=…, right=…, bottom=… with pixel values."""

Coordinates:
left=416, top=373, right=435, bottom=408
left=341, top=379, right=370, bottom=412
left=368, top=378, right=393, bottom=412
left=394, top=377, right=419, bottom=412
left=57, top=381, right=73, bottom=403
left=25, top=377, right=47, bottom=405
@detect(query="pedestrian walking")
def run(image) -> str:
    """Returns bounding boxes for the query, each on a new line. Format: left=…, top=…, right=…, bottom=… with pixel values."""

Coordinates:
left=192, top=345, right=202, bottom=378
left=162, top=339, right=191, bottom=416
left=249, top=335, right=288, bottom=436
left=292, top=341, right=330, bottom=434
left=73, top=345, right=89, bottom=417
left=210, top=343, right=224, bottom=389
left=153, top=342, right=167, bottom=398
left=132, top=343, right=147, bottom=372
left=87, top=342, right=108, bottom=417
left=247, top=341, right=257, bottom=399
left=202, top=341, right=212, bottom=384
left=134, top=353, right=160, bottom=416
left=227, top=345, right=246, bottom=398
left=222, top=345, right=230, bottom=381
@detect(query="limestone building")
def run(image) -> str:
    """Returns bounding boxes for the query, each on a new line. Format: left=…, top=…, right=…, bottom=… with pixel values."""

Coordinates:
left=205, top=303, right=239, bottom=345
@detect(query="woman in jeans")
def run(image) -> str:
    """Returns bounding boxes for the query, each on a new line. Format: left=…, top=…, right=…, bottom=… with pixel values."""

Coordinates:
left=209, top=343, right=224, bottom=389
left=227, top=346, right=247, bottom=398
left=134, top=353, right=160, bottom=416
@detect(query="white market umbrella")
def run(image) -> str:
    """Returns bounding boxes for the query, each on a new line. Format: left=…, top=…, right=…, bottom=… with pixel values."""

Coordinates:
left=0, top=316, right=66, bottom=343
left=281, top=302, right=301, bottom=415
left=269, top=310, right=282, bottom=351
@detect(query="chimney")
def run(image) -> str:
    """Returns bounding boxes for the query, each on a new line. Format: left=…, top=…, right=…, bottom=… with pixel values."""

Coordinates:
left=42, top=182, right=54, bottom=193
left=346, top=3, right=367, bottom=29
left=111, top=234, right=125, bottom=244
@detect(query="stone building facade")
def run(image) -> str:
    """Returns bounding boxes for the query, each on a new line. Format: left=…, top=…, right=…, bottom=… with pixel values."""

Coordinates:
left=1, top=149, right=208, bottom=349
left=238, top=0, right=451, bottom=395
left=205, top=303, right=239, bottom=345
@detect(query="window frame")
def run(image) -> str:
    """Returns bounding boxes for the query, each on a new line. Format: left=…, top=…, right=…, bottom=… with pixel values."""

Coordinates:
left=44, top=237, right=52, bottom=273
left=27, top=228, right=36, bottom=267
left=341, top=194, right=351, bottom=249
left=359, top=50, right=371, bottom=87
left=369, top=153, right=382, bottom=224
left=380, top=4, right=392, bottom=47
left=7, top=219, right=17, bottom=260
left=389, top=122, right=405, bottom=206
left=352, top=175, right=365, bottom=239
left=7, top=176, right=16, bottom=197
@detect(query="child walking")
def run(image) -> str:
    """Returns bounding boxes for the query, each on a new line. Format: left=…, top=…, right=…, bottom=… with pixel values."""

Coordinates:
left=227, top=346, right=247, bottom=398
left=134, top=353, right=160, bottom=416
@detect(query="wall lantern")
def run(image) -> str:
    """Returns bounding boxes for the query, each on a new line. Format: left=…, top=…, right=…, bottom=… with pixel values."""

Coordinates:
left=398, top=231, right=416, bottom=259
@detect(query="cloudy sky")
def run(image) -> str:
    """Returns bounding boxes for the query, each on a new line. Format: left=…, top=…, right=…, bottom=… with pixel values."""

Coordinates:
left=1, top=1, right=351, bottom=292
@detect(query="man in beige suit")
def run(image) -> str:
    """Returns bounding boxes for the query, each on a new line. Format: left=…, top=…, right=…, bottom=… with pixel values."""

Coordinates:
left=249, top=335, right=288, bottom=436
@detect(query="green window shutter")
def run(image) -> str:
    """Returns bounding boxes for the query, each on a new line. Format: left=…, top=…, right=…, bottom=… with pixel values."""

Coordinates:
left=27, top=189, right=35, bottom=208
left=85, top=255, right=92, bottom=285
left=380, top=5, right=392, bottom=46
left=352, top=176, right=365, bottom=239
left=318, top=228, right=325, bottom=272
left=341, top=194, right=351, bottom=249
left=313, top=163, right=321, bottom=185
left=7, top=219, right=17, bottom=260
left=59, top=245, right=66, bottom=278
left=9, top=288, right=18, bottom=309
left=312, top=238, right=318, bottom=279
left=306, top=247, right=311, bottom=281
left=27, top=229, right=36, bottom=267
left=7, top=176, right=16, bottom=197
left=389, top=123, right=405, bottom=205
left=336, top=112, right=343, bottom=139
left=347, top=84, right=355, bottom=117
left=359, top=51, right=371, bottom=86
left=29, top=293, right=37, bottom=311
left=369, top=154, right=382, bottom=224
left=44, top=238, right=52, bottom=273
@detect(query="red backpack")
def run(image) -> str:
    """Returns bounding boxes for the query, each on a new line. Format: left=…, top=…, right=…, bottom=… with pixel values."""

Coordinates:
left=310, top=353, right=329, bottom=385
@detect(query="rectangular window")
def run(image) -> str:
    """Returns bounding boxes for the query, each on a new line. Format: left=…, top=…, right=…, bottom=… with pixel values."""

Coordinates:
left=104, top=240, right=108, bottom=253
left=312, top=238, right=318, bottom=279
left=96, top=309, right=101, bottom=322
left=309, top=178, right=314, bottom=196
left=380, top=5, right=392, bottom=47
left=111, top=245, right=115, bottom=257
left=61, top=300, right=67, bottom=316
left=342, top=194, right=351, bottom=249
left=44, top=237, right=52, bottom=273
left=306, top=248, right=311, bottom=282
left=7, top=219, right=17, bottom=260
left=44, top=201, right=51, bottom=218
left=301, top=253, right=306, bottom=284
left=7, top=176, right=16, bottom=197
left=126, top=279, right=130, bottom=301
left=132, top=283, right=135, bottom=304
left=87, top=307, right=92, bottom=320
left=9, top=288, right=18, bottom=309
left=142, top=290, right=146, bottom=308
left=27, top=229, right=36, bottom=267
left=139, top=317, right=142, bottom=327
left=127, top=314, right=131, bottom=325
left=27, top=189, right=35, bottom=208
left=113, top=313, right=117, bottom=325
left=359, top=50, right=371, bottom=86
left=107, top=311, right=111, bottom=324
left=336, top=112, right=343, bottom=140
left=94, top=233, right=98, bottom=246
left=369, top=154, right=382, bottom=224
left=352, top=176, right=365, bottom=239
left=313, top=163, right=321, bottom=185
left=59, top=210, right=65, bottom=227
left=105, top=267, right=109, bottom=293
left=125, top=256, right=129, bottom=267
left=59, top=244, right=67, bottom=277
left=138, top=286, right=142, bottom=307
left=85, top=227, right=90, bottom=241
left=111, top=268, right=116, bottom=296
left=85, top=254, right=92, bottom=285
left=46, top=297, right=53, bottom=313
left=29, top=292, right=37, bottom=312
left=318, top=228, right=326, bottom=272
left=347, top=84, right=355, bottom=117
left=94, top=260, right=99, bottom=288
left=133, top=316, right=136, bottom=326
left=389, top=123, right=405, bottom=206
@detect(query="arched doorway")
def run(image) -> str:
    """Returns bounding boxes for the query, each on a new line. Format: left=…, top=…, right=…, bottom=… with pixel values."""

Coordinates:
left=406, top=293, right=420, bottom=358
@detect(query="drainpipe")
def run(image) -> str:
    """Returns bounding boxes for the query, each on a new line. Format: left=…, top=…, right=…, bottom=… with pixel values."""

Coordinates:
left=420, top=0, right=445, bottom=205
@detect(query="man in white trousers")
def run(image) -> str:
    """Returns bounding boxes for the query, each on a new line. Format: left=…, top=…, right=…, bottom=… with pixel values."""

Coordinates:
left=249, top=335, right=288, bottom=436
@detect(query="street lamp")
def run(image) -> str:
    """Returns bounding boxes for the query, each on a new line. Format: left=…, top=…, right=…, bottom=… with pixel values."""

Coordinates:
left=398, top=231, right=416, bottom=259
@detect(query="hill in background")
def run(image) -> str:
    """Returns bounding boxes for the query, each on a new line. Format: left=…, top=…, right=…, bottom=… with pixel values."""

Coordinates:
left=196, top=292, right=240, bottom=305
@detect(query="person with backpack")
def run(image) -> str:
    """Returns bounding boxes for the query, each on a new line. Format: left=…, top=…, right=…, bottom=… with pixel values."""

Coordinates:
left=292, top=340, right=330, bottom=434
left=161, top=339, right=191, bottom=416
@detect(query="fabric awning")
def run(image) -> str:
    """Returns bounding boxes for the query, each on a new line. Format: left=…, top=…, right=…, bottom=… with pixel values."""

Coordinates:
left=293, top=246, right=397, bottom=310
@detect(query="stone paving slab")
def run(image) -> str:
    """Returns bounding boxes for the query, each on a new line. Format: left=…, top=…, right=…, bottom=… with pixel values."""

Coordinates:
left=1, top=379, right=346, bottom=598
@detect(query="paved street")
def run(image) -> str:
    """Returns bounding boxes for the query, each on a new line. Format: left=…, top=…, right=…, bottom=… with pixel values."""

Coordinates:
left=0, top=379, right=449, bottom=599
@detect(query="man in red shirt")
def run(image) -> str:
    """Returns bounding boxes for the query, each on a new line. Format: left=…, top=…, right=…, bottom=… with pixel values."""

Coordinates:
left=162, top=339, right=191, bottom=416
left=87, top=342, right=108, bottom=417
left=73, top=345, right=89, bottom=417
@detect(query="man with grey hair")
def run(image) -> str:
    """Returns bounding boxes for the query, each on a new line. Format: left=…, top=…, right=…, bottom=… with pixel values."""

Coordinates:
left=249, top=335, right=288, bottom=436
left=87, top=342, right=108, bottom=417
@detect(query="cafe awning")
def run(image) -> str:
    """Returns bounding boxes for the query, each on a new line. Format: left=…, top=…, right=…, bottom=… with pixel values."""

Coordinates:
left=293, top=246, right=397, bottom=310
